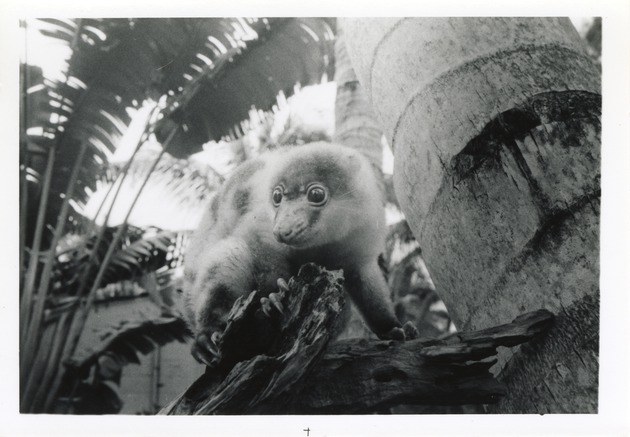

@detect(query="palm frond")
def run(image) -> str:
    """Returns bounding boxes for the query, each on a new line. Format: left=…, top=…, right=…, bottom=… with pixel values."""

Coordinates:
left=67, top=316, right=190, bottom=375
left=153, top=18, right=336, bottom=157
left=103, top=231, right=176, bottom=285
left=20, top=17, right=337, bottom=413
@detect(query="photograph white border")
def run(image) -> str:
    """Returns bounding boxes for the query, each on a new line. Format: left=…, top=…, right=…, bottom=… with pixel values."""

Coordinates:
left=1, top=0, right=628, bottom=435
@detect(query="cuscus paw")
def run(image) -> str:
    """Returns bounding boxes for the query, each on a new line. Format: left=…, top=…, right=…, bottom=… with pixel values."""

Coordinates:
left=379, top=322, right=420, bottom=341
left=402, top=321, right=419, bottom=340
left=191, top=330, right=222, bottom=367
left=260, top=278, right=289, bottom=318
left=379, top=320, right=419, bottom=341
left=379, top=326, right=406, bottom=341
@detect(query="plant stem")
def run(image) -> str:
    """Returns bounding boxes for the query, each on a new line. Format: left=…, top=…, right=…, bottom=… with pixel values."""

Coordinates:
left=43, top=128, right=177, bottom=412
left=22, top=143, right=88, bottom=378
left=20, top=19, right=86, bottom=353
left=20, top=318, right=59, bottom=412
left=20, top=144, right=56, bottom=347
left=31, top=311, right=72, bottom=413
left=74, top=103, right=159, bottom=300
left=19, top=20, right=29, bottom=288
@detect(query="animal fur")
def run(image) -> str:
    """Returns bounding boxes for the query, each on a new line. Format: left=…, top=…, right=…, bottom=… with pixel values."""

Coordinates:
left=184, top=142, right=406, bottom=365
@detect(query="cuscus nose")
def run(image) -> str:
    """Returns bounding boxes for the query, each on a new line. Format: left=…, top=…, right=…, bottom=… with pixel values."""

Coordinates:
left=273, top=225, right=294, bottom=243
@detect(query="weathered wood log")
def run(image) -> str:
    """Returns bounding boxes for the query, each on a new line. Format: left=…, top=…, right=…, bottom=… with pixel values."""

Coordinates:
left=160, top=263, right=347, bottom=414
left=160, top=264, right=554, bottom=415
left=294, top=309, right=553, bottom=414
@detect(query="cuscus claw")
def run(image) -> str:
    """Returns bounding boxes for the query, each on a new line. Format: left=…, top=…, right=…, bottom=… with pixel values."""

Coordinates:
left=191, top=332, right=221, bottom=367
left=277, top=277, right=290, bottom=293
left=211, top=331, right=222, bottom=347
left=260, top=293, right=284, bottom=318
left=191, top=347, right=213, bottom=367
left=269, top=292, right=284, bottom=314
left=200, top=332, right=220, bottom=356
left=260, top=296, right=273, bottom=317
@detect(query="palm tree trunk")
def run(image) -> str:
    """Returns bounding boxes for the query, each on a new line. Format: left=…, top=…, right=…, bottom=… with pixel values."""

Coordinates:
left=340, top=17, right=600, bottom=413
left=333, top=25, right=383, bottom=172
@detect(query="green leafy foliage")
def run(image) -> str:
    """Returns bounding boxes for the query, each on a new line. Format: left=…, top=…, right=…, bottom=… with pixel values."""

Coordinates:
left=22, top=15, right=447, bottom=416
left=49, top=227, right=177, bottom=300
left=20, top=17, right=337, bottom=414
left=153, top=18, right=336, bottom=156
left=69, top=316, right=190, bottom=373
left=384, top=220, right=453, bottom=338
left=59, top=316, right=190, bottom=414
left=23, top=18, right=335, bottom=248
left=104, top=231, right=176, bottom=284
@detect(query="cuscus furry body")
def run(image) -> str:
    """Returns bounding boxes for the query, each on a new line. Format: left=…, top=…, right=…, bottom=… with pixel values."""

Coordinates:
left=184, top=142, right=407, bottom=365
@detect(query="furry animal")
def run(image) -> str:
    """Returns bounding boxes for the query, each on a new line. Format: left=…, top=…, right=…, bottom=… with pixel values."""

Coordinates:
left=184, top=142, right=407, bottom=365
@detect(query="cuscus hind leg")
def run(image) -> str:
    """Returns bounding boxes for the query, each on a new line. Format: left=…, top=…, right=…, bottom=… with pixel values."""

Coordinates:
left=344, top=261, right=413, bottom=341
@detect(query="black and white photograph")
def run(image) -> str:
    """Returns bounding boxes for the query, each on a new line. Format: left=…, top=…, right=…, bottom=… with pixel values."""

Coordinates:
left=2, top=1, right=629, bottom=436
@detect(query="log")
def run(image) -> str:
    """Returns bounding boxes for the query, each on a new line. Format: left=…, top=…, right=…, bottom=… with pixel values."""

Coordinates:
left=160, top=264, right=554, bottom=415
left=160, top=263, right=347, bottom=414
left=291, top=309, right=553, bottom=413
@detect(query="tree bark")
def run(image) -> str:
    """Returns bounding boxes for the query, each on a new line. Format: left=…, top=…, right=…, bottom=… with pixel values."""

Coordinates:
left=340, top=17, right=600, bottom=413
left=333, top=26, right=384, bottom=172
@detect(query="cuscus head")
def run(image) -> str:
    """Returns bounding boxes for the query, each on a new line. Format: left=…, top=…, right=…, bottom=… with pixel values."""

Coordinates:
left=269, top=143, right=373, bottom=249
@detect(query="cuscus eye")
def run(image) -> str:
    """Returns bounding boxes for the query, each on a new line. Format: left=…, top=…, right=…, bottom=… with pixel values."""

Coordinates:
left=306, top=184, right=327, bottom=206
left=272, top=187, right=283, bottom=206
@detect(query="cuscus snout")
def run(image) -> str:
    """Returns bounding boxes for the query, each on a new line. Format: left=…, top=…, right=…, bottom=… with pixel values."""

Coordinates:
left=272, top=221, right=306, bottom=245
